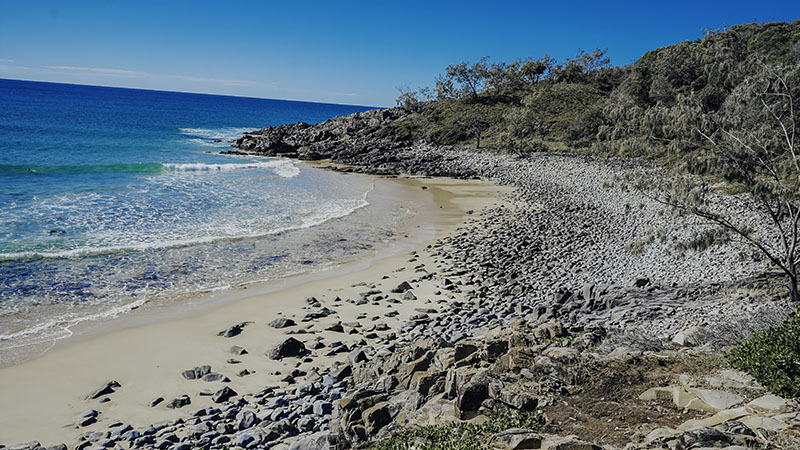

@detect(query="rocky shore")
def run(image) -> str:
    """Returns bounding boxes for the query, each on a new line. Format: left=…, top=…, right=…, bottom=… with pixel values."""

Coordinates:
left=4, top=109, right=798, bottom=450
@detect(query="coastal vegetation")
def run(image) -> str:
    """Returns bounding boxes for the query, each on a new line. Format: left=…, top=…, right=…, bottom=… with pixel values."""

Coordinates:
left=394, top=20, right=800, bottom=160
left=728, top=310, right=800, bottom=399
left=373, top=412, right=544, bottom=450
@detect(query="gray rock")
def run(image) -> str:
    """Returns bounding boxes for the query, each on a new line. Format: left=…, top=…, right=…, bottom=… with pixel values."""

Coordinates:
left=288, top=432, right=330, bottom=450
left=202, top=372, right=230, bottom=382
left=77, top=416, right=97, bottom=427
left=266, top=337, right=306, bottom=360
left=391, top=281, right=413, bottom=293
left=269, top=317, right=296, bottom=328
left=347, top=349, right=367, bottom=365
left=86, top=380, right=121, bottom=399
left=330, top=365, right=352, bottom=382
left=212, top=386, right=238, bottom=403
left=217, top=322, right=249, bottom=338
left=489, top=429, right=542, bottom=450
left=182, top=365, right=211, bottom=380
left=363, top=402, right=392, bottom=434
left=302, top=307, right=335, bottom=322
left=236, top=410, right=259, bottom=430
left=166, top=395, right=191, bottom=409
left=229, top=345, right=248, bottom=355
left=313, top=400, right=333, bottom=415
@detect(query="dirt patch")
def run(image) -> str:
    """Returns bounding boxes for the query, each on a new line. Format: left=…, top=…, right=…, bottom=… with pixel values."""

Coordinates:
left=540, top=355, right=721, bottom=446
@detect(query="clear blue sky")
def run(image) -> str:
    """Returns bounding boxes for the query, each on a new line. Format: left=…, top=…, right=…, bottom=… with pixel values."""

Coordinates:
left=1, top=1, right=798, bottom=106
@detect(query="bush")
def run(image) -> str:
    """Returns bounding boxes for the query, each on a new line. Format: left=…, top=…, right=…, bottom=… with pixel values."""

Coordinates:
left=373, top=411, right=544, bottom=450
left=727, top=310, right=800, bottom=399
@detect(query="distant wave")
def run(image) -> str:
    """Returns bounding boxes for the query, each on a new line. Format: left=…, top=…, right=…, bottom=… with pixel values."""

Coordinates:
left=178, top=127, right=254, bottom=144
left=0, top=159, right=300, bottom=178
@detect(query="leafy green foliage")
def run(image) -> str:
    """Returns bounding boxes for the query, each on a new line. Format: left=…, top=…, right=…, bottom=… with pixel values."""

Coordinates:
left=372, top=411, right=545, bottom=450
left=727, top=310, right=800, bottom=400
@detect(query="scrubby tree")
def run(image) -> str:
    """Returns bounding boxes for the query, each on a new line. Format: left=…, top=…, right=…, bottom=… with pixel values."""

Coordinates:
left=453, top=102, right=496, bottom=149
left=553, top=49, right=610, bottom=83
left=396, top=85, right=422, bottom=112
left=520, top=56, right=556, bottom=83
left=647, top=64, right=800, bottom=302
left=484, top=56, right=555, bottom=93
left=434, top=74, right=456, bottom=101
left=444, top=57, right=490, bottom=99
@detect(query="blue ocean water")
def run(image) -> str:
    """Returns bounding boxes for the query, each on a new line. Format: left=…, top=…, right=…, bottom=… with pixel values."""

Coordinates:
left=0, top=79, right=398, bottom=358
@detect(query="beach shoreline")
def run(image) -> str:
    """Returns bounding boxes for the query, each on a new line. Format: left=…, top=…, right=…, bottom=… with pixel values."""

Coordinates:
left=0, top=171, right=510, bottom=447
left=0, top=162, right=430, bottom=369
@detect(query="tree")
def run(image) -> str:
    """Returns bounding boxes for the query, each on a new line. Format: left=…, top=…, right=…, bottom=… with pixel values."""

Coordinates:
left=485, top=56, right=555, bottom=93
left=646, top=64, right=800, bottom=302
left=396, top=85, right=422, bottom=112
left=520, top=56, right=555, bottom=83
left=553, top=49, right=610, bottom=84
left=444, top=57, right=490, bottom=99
left=395, top=85, right=434, bottom=112
left=435, top=74, right=456, bottom=100
left=454, top=102, right=494, bottom=148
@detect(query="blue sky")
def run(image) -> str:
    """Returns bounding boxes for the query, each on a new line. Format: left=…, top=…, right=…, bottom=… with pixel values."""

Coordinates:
left=1, top=1, right=798, bottom=106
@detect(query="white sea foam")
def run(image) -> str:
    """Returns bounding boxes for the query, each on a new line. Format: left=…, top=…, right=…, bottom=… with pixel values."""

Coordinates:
left=0, top=296, right=148, bottom=345
left=178, top=127, right=255, bottom=141
left=0, top=181, right=372, bottom=261
left=163, top=160, right=300, bottom=178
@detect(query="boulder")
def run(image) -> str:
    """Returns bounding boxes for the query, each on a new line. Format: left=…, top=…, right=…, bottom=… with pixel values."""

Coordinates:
left=363, top=402, right=392, bottom=434
left=212, top=386, right=238, bottom=403
left=288, top=432, right=331, bottom=450
left=166, top=395, right=191, bottom=409
left=182, top=365, right=212, bottom=380
left=747, top=394, right=795, bottom=414
left=490, top=429, right=543, bottom=449
left=230, top=345, right=248, bottom=355
left=202, top=372, right=230, bottom=382
left=391, top=281, right=413, bottom=293
left=87, top=380, right=121, bottom=399
left=266, top=337, right=306, bottom=360
left=347, top=348, right=368, bottom=365
left=217, top=322, right=249, bottom=337
left=268, top=317, right=296, bottom=328
left=456, top=369, right=491, bottom=418
left=541, top=434, right=601, bottom=450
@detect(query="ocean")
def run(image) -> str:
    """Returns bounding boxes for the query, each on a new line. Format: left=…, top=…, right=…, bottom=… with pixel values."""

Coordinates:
left=0, top=79, right=409, bottom=364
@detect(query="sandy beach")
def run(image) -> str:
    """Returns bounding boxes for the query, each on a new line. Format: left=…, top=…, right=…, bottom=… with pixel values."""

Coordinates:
left=0, top=173, right=510, bottom=447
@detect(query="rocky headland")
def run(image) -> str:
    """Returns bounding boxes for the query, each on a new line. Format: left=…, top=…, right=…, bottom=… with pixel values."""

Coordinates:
left=4, top=108, right=799, bottom=450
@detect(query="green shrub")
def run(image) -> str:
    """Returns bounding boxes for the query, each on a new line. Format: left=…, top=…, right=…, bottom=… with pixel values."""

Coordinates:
left=727, top=311, right=800, bottom=399
left=373, top=411, right=544, bottom=450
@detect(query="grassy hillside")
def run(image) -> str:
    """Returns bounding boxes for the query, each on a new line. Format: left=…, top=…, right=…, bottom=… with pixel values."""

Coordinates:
left=392, top=20, right=800, bottom=161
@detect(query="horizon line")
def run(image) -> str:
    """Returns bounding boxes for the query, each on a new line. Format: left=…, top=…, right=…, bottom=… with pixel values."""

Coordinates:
left=0, top=77, right=382, bottom=109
